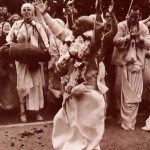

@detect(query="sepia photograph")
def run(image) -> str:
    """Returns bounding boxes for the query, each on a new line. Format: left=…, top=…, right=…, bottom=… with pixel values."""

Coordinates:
left=0, top=0, right=150, bottom=149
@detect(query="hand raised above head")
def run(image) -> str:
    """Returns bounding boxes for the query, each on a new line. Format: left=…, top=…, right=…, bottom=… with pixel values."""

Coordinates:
left=66, top=0, right=74, bottom=6
left=33, top=0, right=48, bottom=14
left=108, top=0, right=114, bottom=14
left=95, top=0, right=102, bottom=13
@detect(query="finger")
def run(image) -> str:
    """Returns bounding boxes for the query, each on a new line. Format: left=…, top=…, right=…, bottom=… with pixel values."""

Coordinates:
left=38, top=0, right=43, bottom=3
left=44, top=0, right=48, bottom=5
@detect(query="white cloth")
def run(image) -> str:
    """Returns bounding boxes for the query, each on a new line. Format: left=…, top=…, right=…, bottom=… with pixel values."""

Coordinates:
left=52, top=89, right=105, bottom=150
left=52, top=59, right=106, bottom=150
left=121, top=65, right=143, bottom=130
left=6, top=20, right=49, bottom=110
left=145, top=116, right=150, bottom=129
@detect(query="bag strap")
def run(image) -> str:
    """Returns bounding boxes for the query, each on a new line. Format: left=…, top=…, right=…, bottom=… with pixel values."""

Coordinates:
left=32, top=23, right=49, bottom=53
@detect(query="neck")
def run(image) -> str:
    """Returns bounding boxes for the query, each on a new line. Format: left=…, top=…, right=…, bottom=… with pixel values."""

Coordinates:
left=24, top=18, right=32, bottom=24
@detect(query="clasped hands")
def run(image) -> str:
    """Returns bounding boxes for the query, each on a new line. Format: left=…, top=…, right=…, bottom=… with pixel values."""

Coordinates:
left=126, top=32, right=144, bottom=46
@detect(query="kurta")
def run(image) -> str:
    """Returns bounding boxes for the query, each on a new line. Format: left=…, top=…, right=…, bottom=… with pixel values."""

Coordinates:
left=112, top=21, right=150, bottom=130
left=6, top=19, right=49, bottom=111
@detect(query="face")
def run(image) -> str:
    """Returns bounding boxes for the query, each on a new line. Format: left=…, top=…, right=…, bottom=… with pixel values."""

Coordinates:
left=11, top=17, right=20, bottom=25
left=72, top=20, right=86, bottom=37
left=22, top=6, right=33, bottom=21
left=128, top=9, right=140, bottom=25
left=105, top=12, right=111, bottom=24
left=2, top=22, right=11, bottom=34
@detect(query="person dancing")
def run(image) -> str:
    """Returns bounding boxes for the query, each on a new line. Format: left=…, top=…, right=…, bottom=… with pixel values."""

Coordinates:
left=35, top=0, right=107, bottom=149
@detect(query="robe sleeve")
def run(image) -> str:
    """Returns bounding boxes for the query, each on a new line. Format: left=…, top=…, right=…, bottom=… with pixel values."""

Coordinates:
left=113, top=22, right=130, bottom=50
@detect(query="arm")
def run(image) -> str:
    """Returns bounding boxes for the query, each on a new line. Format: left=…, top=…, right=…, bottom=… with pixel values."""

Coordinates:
left=140, top=15, right=150, bottom=25
left=64, top=0, right=75, bottom=30
left=92, top=0, right=104, bottom=48
left=113, top=22, right=131, bottom=49
left=138, top=23, right=150, bottom=49
left=37, top=23, right=50, bottom=49
left=104, top=1, right=118, bottom=40
left=36, top=8, right=53, bottom=39
left=34, top=1, right=68, bottom=41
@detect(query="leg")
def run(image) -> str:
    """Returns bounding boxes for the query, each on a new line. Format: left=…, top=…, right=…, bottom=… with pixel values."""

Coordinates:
left=20, top=97, right=27, bottom=123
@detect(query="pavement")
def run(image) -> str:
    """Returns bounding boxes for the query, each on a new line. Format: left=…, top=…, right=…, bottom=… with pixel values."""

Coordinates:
left=0, top=103, right=150, bottom=150
left=0, top=121, right=54, bottom=150
left=0, top=102, right=61, bottom=125
left=0, top=103, right=59, bottom=150
left=0, top=113, right=150, bottom=150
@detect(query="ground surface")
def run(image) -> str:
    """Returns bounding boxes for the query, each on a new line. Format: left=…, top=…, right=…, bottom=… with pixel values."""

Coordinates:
left=0, top=113, right=150, bottom=150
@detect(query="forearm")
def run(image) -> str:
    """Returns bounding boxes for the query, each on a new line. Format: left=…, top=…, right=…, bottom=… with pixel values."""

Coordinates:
left=110, top=13, right=118, bottom=35
left=67, top=14, right=74, bottom=30
left=113, top=34, right=131, bottom=49
left=141, top=16, right=150, bottom=25
left=93, top=0, right=103, bottom=47
left=43, top=13, right=66, bottom=40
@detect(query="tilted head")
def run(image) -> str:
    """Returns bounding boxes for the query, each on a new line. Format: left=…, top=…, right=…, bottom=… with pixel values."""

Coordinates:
left=128, top=5, right=142, bottom=26
left=72, top=16, right=94, bottom=37
left=21, top=3, right=35, bottom=22
left=1, top=21, right=11, bottom=35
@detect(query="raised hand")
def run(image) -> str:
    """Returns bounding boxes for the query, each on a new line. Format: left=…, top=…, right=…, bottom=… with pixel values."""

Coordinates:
left=108, top=0, right=114, bottom=14
left=33, top=0, right=48, bottom=14
left=66, top=0, right=74, bottom=6
left=95, top=0, right=102, bottom=13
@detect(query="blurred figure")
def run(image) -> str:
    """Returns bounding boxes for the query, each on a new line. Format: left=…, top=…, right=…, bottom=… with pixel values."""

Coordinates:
left=0, top=21, right=19, bottom=110
left=2, top=6, right=11, bottom=21
left=0, top=7, right=4, bottom=22
left=102, top=1, right=118, bottom=117
left=0, top=22, right=3, bottom=36
left=0, top=21, right=11, bottom=46
left=8, top=13, right=21, bottom=25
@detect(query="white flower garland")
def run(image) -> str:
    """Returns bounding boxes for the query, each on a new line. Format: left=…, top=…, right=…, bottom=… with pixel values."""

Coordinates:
left=56, top=33, right=93, bottom=93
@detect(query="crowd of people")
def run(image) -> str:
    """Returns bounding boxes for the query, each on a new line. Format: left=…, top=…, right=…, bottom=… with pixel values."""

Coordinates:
left=0, top=0, right=150, bottom=149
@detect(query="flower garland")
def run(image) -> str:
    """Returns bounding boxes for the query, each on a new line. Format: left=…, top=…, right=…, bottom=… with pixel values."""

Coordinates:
left=56, top=32, right=93, bottom=94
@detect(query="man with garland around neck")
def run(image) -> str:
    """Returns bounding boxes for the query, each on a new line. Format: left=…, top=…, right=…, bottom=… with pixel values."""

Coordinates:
left=35, top=0, right=107, bottom=149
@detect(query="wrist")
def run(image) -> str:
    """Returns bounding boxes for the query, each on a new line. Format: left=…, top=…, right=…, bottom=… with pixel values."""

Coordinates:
left=126, top=35, right=131, bottom=42
left=41, top=10, right=47, bottom=15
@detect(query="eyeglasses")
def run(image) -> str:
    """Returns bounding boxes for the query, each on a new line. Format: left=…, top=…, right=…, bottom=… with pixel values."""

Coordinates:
left=23, top=8, right=31, bottom=12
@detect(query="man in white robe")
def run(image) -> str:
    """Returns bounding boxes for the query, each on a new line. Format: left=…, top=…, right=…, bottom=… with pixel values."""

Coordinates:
left=112, top=5, right=150, bottom=130
left=6, top=3, right=50, bottom=122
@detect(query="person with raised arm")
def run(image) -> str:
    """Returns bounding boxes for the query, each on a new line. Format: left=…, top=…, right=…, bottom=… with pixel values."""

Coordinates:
left=101, top=1, right=118, bottom=117
left=35, top=0, right=107, bottom=149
